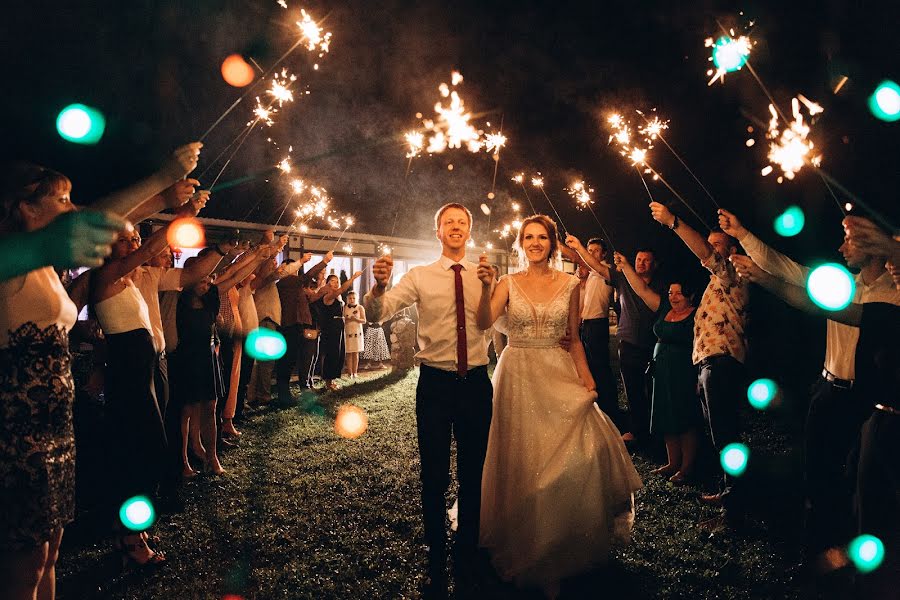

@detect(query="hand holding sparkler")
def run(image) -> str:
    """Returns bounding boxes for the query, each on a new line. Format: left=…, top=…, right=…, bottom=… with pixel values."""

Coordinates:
left=160, top=178, right=201, bottom=209
left=300, top=252, right=313, bottom=264
left=717, top=209, right=749, bottom=240
left=564, top=233, right=585, bottom=252
left=476, top=254, right=496, bottom=287
left=843, top=216, right=900, bottom=262
left=372, top=255, right=394, bottom=289
left=649, top=202, right=677, bottom=228
left=613, top=251, right=628, bottom=273
left=175, top=190, right=210, bottom=218
left=729, top=254, right=766, bottom=283
left=161, top=142, right=203, bottom=182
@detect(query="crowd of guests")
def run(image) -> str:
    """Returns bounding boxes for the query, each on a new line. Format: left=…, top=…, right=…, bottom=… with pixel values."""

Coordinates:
left=561, top=202, right=898, bottom=598
left=0, top=140, right=897, bottom=599
left=0, top=146, right=392, bottom=600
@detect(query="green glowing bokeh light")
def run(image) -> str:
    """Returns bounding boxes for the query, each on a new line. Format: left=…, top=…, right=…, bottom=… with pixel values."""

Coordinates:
left=747, top=378, right=777, bottom=410
left=119, top=495, right=156, bottom=531
left=774, top=205, right=805, bottom=237
left=712, top=37, right=749, bottom=73
left=56, top=104, right=106, bottom=145
left=847, top=534, right=885, bottom=573
left=245, top=328, right=287, bottom=361
left=869, top=80, right=900, bottom=122
left=720, top=443, right=750, bottom=476
left=806, top=263, right=855, bottom=311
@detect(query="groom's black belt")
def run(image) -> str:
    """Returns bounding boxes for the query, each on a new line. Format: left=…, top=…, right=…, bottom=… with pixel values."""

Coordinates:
left=420, top=364, right=487, bottom=380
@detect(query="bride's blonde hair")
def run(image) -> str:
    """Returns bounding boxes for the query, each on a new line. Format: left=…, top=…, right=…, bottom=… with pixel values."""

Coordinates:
left=512, top=214, right=562, bottom=271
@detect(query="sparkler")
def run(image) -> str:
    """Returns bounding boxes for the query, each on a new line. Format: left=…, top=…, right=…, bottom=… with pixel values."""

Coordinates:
left=635, top=109, right=722, bottom=211
left=567, top=180, right=617, bottom=251
left=330, top=215, right=356, bottom=250
left=405, top=72, right=506, bottom=159
left=198, top=8, right=329, bottom=142
left=511, top=173, right=537, bottom=214
left=608, top=112, right=713, bottom=230
left=762, top=96, right=823, bottom=182
left=706, top=34, right=753, bottom=86
left=531, top=175, right=569, bottom=235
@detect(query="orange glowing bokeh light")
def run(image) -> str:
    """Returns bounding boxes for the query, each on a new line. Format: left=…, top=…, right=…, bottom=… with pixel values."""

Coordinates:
left=167, top=218, right=206, bottom=248
left=221, top=54, right=255, bottom=88
left=335, top=404, right=368, bottom=439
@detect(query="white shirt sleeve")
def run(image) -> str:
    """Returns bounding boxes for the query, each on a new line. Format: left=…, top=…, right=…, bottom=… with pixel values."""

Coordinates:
left=363, top=269, right=420, bottom=323
left=739, top=231, right=809, bottom=286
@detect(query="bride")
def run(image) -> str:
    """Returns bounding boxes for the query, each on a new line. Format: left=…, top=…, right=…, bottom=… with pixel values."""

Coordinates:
left=475, top=214, right=642, bottom=592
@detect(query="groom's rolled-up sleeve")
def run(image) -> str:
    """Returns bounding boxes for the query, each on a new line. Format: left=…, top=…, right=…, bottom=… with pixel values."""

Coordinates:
left=363, top=269, right=420, bottom=324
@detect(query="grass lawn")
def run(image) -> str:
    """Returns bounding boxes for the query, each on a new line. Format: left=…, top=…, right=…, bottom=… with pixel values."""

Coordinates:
left=57, top=365, right=812, bottom=599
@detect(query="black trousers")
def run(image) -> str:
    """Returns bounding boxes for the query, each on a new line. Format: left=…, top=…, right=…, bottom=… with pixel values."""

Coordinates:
left=618, top=340, right=653, bottom=439
left=104, top=330, right=166, bottom=516
left=580, top=318, right=623, bottom=429
left=277, top=324, right=319, bottom=395
left=805, top=376, right=872, bottom=553
left=416, top=365, right=492, bottom=573
left=697, top=355, right=745, bottom=511
left=155, top=351, right=183, bottom=493
left=854, top=410, right=900, bottom=599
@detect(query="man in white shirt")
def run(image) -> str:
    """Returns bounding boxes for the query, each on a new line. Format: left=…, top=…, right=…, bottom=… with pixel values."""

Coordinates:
left=570, top=237, right=622, bottom=430
left=719, top=208, right=900, bottom=567
left=364, top=203, right=491, bottom=599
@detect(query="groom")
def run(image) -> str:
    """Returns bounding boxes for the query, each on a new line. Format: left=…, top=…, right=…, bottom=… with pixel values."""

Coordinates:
left=364, top=203, right=492, bottom=598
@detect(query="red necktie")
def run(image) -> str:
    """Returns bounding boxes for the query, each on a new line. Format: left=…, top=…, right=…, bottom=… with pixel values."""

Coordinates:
left=450, top=264, right=467, bottom=377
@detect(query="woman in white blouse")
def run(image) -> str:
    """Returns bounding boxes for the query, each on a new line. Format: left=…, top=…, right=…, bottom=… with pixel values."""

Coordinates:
left=0, top=145, right=200, bottom=598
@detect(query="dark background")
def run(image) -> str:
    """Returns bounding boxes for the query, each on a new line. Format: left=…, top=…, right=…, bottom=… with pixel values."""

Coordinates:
left=6, top=0, right=898, bottom=388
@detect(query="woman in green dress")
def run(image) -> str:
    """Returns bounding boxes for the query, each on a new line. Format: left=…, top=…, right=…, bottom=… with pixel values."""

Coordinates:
left=614, top=252, right=702, bottom=484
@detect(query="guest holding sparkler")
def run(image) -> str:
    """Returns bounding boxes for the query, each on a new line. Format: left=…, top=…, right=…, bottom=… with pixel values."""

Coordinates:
left=649, top=202, right=749, bottom=529
left=718, top=208, right=899, bottom=569
left=276, top=251, right=332, bottom=401
left=730, top=226, right=899, bottom=600
left=613, top=253, right=703, bottom=484
left=562, top=235, right=622, bottom=435
left=314, top=272, right=362, bottom=391
left=0, top=155, right=181, bottom=596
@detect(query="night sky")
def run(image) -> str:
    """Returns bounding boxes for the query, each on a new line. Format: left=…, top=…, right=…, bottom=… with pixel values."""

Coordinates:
left=4, top=0, right=899, bottom=265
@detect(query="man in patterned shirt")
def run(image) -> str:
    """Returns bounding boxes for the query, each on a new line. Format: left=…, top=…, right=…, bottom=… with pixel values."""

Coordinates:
left=650, top=202, right=749, bottom=528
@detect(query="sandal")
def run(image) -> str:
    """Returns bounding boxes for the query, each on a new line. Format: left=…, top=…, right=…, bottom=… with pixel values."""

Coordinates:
left=119, top=534, right=166, bottom=570
left=651, top=464, right=679, bottom=477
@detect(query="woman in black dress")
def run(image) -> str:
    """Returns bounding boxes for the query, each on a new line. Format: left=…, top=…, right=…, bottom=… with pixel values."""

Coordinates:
left=314, top=272, right=362, bottom=391
left=173, top=247, right=271, bottom=476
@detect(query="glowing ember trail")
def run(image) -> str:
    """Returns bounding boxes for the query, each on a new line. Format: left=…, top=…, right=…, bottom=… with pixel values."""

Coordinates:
left=763, top=96, right=823, bottom=181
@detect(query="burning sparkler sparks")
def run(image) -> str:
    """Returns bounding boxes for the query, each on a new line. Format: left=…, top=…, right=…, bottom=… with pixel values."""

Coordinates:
left=567, top=181, right=594, bottom=207
left=296, top=9, right=332, bottom=55
left=267, top=69, right=297, bottom=106
left=277, top=158, right=292, bottom=173
left=762, top=96, right=823, bottom=181
left=405, top=72, right=506, bottom=158
left=706, top=34, right=753, bottom=85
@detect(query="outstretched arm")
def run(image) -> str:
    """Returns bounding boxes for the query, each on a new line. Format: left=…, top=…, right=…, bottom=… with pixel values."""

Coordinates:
left=2, top=211, right=126, bottom=280
left=216, top=246, right=273, bottom=293
left=91, top=143, right=202, bottom=219
left=650, top=202, right=712, bottom=262
left=719, top=208, right=808, bottom=285
left=324, top=271, right=363, bottom=302
left=564, top=234, right=611, bottom=279
left=613, top=251, right=661, bottom=312
left=567, top=284, right=595, bottom=392
left=730, top=254, right=863, bottom=326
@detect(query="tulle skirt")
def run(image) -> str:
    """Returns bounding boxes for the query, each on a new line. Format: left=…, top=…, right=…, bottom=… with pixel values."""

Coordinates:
left=479, top=345, right=642, bottom=587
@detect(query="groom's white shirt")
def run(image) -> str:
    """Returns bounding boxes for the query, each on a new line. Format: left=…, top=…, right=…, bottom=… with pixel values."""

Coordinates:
left=364, top=255, right=490, bottom=372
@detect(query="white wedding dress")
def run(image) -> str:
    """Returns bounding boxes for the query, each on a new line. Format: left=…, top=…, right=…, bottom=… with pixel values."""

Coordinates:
left=479, top=273, right=642, bottom=587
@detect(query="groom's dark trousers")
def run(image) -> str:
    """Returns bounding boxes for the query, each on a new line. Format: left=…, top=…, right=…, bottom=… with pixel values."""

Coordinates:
left=416, top=364, right=492, bottom=575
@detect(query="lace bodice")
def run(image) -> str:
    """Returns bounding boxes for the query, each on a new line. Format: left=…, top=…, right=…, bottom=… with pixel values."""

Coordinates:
left=504, top=273, right=578, bottom=348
